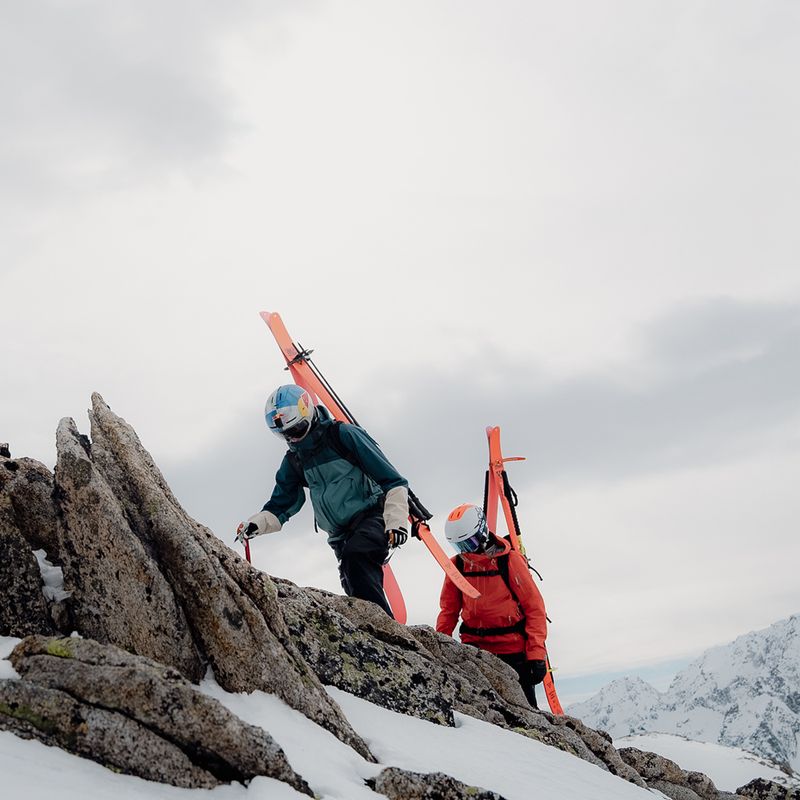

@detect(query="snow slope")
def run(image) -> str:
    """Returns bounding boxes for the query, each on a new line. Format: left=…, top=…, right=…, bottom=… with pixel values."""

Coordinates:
left=0, top=635, right=654, bottom=800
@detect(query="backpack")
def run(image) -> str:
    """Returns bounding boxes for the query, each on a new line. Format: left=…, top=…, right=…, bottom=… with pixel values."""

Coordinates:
left=454, top=550, right=527, bottom=638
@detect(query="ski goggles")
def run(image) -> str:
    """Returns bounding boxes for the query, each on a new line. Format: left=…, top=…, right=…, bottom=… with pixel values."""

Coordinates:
left=280, top=419, right=311, bottom=442
left=453, top=533, right=486, bottom=553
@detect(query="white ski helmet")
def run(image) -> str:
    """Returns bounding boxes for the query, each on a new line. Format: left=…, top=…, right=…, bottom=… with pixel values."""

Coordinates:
left=265, top=384, right=316, bottom=442
left=444, top=503, right=490, bottom=553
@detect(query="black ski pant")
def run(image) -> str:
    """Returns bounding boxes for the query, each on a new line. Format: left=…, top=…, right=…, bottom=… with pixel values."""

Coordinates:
left=331, top=509, right=392, bottom=618
left=497, top=651, right=539, bottom=709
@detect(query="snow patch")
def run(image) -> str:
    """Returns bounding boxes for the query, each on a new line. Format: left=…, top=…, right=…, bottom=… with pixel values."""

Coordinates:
left=0, top=637, right=21, bottom=680
left=33, top=549, right=71, bottom=602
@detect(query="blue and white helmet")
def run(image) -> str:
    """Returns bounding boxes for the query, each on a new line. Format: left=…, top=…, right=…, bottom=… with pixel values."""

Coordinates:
left=265, top=384, right=316, bottom=442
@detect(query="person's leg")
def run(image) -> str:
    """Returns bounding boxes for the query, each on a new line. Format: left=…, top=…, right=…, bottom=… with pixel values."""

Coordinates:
left=497, top=652, right=538, bottom=709
left=338, top=512, right=392, bottom=617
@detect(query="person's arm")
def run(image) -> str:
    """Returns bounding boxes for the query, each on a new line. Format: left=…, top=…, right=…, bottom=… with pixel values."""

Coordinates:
left=507, top=551, right=547, bottom=661
left=338, top=425, right=409, bottom=534
left=262, top=453, right=306, bottom=525
left=436, top=569, right=463, bottom=636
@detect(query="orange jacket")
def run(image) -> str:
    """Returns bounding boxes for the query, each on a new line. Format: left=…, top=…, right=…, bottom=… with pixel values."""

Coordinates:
left=436, top=537, right=547, bottom=661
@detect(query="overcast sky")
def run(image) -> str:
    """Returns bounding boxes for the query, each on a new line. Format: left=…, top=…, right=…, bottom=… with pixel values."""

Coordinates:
left=2, top=1, right=799, bottom=693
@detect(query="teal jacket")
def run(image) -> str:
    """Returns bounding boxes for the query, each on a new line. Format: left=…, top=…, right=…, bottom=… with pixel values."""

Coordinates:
left=262, top=409, right=407, bottom=544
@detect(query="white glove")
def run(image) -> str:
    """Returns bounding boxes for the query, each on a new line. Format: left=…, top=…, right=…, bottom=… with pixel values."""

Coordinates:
left=383, top=486, right=409, bottom=533
left=246, top=510, right=282, bottom=537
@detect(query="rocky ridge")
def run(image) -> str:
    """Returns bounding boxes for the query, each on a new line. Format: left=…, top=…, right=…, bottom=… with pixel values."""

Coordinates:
left=0, top=402, right=794, bottom=799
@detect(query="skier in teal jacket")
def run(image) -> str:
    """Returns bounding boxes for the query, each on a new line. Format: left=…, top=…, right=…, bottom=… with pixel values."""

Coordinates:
left=240, top=384, right=409, bottom=616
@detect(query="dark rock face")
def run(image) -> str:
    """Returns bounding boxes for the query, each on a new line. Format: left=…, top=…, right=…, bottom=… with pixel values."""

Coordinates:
left=0, top=451, right=54, bottom=637
left=0, top=525, right=52, bottom=637
left=0, top=450, right=59, bottom=553
left=0, top=635, right=312, bottom=794
left=737, top=778, right=800, bottom=800
left=368, top=766, right=508, bottom=799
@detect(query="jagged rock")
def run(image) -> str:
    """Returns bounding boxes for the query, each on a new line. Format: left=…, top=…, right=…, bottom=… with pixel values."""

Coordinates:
left=84, top=393, right=372, bottom=760
left=737, top=778, right=800, bottom=800
left=0, top=452, right=54, bottom=636
left=367, top=766, right=508, bottom=799
left=0, top=444, right=10, bottom=458
left=54, top=417, right=204, bottom=680
left=276, top=580, right=647, bottom=787
left=2, top=635, right=312, bottom=794
left=0, top=451, right=59, bottom=553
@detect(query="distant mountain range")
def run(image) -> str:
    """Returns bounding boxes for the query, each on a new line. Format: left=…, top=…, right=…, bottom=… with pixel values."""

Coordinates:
left=567, top=614, right=800, bottom=774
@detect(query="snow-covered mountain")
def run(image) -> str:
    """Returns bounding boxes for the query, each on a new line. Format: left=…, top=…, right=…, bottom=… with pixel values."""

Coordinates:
left=568, top=614, right=800, bottom=773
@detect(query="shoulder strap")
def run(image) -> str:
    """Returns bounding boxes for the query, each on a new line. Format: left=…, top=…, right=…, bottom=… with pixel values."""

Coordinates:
left=497, top=554, right=516, bottom=602
left=326, top=421, right=355, bottom=464
left=326, top=420, right=372, bottom=475
left=453, top=552, right=517, bottom=603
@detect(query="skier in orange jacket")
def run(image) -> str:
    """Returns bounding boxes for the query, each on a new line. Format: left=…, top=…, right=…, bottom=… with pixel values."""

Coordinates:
left=436, top=503, right=548, bottom=708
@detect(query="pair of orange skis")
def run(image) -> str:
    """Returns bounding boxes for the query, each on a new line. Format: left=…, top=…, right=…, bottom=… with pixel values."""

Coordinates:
left=260, top=311, right=562, bottom=715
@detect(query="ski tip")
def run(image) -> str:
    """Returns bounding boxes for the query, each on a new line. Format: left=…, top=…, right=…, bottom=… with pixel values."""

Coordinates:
left=259, top=311, right=274, bottom=322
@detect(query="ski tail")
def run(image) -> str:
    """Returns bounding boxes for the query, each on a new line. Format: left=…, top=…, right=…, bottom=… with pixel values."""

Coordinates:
left=382, top=563, right=407, bottom=624
left=543, top=651, right=564, bottom=715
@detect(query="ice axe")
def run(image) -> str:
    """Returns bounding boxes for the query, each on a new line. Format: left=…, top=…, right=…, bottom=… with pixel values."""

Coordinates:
left=234, top=521, right=257, bottom=564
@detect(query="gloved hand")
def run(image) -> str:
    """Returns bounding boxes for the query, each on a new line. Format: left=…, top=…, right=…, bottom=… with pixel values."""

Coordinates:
left=527, top=659, right=548, bottom=685
left=387, top=527, right=408, bottom=548
left=235, top=511, right=282, bottom=543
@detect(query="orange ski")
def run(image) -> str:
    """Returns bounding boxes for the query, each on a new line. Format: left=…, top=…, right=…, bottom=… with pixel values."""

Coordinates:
left=485, top=426, right=525, bottom=552
left=484, top=425, right=563, bottom=715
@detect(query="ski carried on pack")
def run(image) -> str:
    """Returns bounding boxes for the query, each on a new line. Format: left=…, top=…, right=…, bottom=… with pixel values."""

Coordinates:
left=483, top=426, right=564, bottom=715
left=261, top=311, right=480, bottom=622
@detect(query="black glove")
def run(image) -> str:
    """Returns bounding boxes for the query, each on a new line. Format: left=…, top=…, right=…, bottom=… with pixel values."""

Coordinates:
left=527, top=659, right=547, bottom=685
left=387, top=528, right=408, bottom=548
